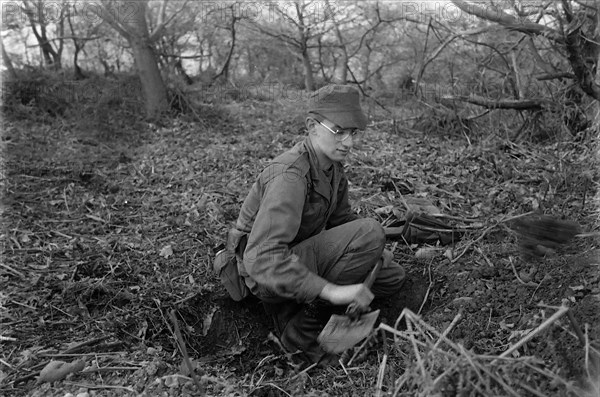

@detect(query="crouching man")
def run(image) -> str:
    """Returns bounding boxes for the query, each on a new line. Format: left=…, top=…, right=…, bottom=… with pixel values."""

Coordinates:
left=233, top=85, right=405, bottom=364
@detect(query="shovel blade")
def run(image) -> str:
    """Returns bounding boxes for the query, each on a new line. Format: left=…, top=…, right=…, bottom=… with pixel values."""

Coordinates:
left=317, top=309, right=380, bottom=354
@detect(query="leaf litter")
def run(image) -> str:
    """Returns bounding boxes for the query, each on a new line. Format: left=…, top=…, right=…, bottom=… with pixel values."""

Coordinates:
left=1, top=95, right=599, bottom=396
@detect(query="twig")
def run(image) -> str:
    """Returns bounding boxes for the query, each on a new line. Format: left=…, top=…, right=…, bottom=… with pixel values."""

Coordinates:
left=392, top=309, right=410, bottom=345
left=346, top=332, right=376, bottom=366
left=81, top=366, right=141, bottom=374
left=292, top=362, right=318, bottom=381
left=529, top=274, right=549, bottom=304
left=375, top=351, right=388, bottom=397
left=375, top=328, right=389, bottom=397
left=508, top=257, right=538, bottom=287
left=433, top=311, right=463, bottom=350
left=0, top=263, right=25, bottom=278
left=392, top=373, right=409, bottom=397
left=169, top=310, right=204, bottom=394
left=39, top=351, right=125, bottom=358
left=417, top=259, right=434, bottom=315
left=62, top=187, right=70, bottom=213
left=430, top=213, right=482, bottom=223
left=336, top=360, right=354, bottom=386
left=475, top=247, right=494, bottom=267
left=63, top=336, right=111, bottom=354
left=405, top=316, right=427, bottom=379
left=262, top=382, right=292, bottom=397
left=566, top=311, right=586, bottom=347
left=583, top=323, right=600, bottom=396
left=464, top=353, right=521, bottom=397
left=498, top=306, right=569, bottom=359
left=62, top=382, right=134, bottom=392
left=10, top=336, right=111, bottom=385
left=519, top=381, right=551, bottom=397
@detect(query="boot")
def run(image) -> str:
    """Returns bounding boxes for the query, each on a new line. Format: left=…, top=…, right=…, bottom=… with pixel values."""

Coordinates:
left=280, top=301, right=345, bottom=366
left=262, top=300, right=302, bottom=337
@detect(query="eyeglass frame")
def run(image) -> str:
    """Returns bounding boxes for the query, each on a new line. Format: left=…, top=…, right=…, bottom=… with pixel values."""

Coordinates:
left=311, top=115, right=364, bottom=142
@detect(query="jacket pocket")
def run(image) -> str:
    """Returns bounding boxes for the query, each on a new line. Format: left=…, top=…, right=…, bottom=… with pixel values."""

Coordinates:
left=298, top=192, right=327, bottom=238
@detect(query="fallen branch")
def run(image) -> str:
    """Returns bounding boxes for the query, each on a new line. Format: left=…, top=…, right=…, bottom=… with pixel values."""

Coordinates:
left=442, top=94, right=552, bottom=110
left=169, top=310, right=204, bottom=394
left=498, top=306, right=570, bottom=359
left=63, top=382, right=134, bottom=392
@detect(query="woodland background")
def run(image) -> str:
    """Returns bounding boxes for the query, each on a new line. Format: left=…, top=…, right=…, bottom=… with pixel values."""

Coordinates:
left=1, top=1, right=600, bottom=396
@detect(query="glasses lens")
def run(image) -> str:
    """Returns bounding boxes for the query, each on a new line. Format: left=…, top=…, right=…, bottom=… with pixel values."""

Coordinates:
left=335, top=129, right=362, bottom=141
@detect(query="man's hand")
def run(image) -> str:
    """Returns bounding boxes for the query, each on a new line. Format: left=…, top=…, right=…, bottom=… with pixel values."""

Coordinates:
left=319, top=283, right=374, bottom=310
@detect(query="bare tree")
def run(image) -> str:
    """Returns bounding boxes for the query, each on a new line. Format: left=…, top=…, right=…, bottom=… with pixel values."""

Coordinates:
left=22, top=0, right=65, bottom=69
left=212, top=3, right=241, bottom=83
left=451, top=0, right=599, bottom=101
left=325, top=0, right=349, bottom=83
left=246, top=0, right=330, bottom=90
left=89, top=0, right=185, bottom=119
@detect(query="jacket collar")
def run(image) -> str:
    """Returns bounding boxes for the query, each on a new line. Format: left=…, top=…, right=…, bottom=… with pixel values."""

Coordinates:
left=303, top=138, right=339, bottom=200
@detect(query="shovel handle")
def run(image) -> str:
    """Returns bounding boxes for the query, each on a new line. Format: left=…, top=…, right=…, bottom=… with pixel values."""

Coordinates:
left=363, top=255, right=385, bottom=289
left=346, top=252, right=389, bottom=318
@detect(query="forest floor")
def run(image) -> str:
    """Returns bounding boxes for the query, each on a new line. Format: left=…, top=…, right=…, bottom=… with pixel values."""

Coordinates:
left=1, top=93, right=600, bottom=396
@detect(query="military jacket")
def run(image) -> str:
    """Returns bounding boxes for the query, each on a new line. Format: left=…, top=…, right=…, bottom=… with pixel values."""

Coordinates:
left=235, top=138, right=358, bottom=302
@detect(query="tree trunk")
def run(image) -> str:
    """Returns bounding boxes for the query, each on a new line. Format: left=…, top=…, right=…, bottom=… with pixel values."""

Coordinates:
left=213, top=10, right=238, bottom=84
left=67, top=10, right=85, bottom=80
left=96, top=0, right=169, bottom=120
left=301, top=46, right=315, bottom=91
left=326, top=0, right=348, bottom=84
left=333, top=53, right=348, bottom=84
left=130, top=37, right=169, bottom=119
left=73, top=46, right=85, bottom=80
left=295, top=3, right=315, bottom=91
left=24, top=0, right=61, bottom=69
left=1, top=37, right=17, bottom=80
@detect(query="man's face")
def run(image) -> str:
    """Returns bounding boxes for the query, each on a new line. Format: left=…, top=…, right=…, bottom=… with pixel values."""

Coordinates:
left=308, top=118, right=358, bottom=168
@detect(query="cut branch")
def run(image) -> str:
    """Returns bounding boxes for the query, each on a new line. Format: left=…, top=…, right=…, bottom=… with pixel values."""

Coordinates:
left=535, top=72, right=576, bottom=80
left=443, top=94, right=553, bottom=110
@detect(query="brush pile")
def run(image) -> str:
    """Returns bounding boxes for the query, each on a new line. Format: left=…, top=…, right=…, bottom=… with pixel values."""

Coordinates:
left=368, top=308, right=599, bottom=397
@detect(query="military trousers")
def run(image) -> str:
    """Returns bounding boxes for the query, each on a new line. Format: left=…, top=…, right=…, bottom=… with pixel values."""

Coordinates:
left=261, top=218, right=406, bottom=364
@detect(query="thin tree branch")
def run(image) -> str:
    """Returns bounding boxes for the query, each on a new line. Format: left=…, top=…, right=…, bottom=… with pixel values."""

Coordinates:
left=148, top=0, right=190, bottom=42
left=451, top=0, right=564, bottom=43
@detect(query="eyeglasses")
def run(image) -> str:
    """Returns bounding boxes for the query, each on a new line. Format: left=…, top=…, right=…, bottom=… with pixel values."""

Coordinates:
left=316, top=120, right=364, bottom=142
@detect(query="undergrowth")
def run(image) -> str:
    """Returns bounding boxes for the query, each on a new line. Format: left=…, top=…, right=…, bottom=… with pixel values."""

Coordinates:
left=1, top=73, right=599, bottom=396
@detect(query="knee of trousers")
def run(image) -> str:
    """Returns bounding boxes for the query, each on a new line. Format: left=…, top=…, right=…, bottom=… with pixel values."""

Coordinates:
left=375, top=262, right=406, bottom=297
left=350, top=218, right=385, bottom=254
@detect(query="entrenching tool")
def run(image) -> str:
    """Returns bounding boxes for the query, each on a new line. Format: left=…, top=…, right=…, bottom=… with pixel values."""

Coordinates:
left=317, top=256, right=385, bottom=354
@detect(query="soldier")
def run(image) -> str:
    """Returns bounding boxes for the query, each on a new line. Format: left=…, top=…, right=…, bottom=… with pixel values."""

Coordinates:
left=230, top=85, right=406, bottom=364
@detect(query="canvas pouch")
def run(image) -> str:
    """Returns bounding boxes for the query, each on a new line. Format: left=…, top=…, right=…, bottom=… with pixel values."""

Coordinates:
left=213, top=228, right=250, bottom=301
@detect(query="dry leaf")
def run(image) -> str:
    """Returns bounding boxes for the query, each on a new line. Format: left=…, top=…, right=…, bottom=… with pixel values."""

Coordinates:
left=415, top=247, right=439, bottom=259
left=36, top=359, right=85, bottom=384
left=202, top=306, right=218, bottom=336
left=179, top=357, right=199, bottom=376
left=164, top=374, right=180, bottom=388
left=159, top=245, right=173, bottom=258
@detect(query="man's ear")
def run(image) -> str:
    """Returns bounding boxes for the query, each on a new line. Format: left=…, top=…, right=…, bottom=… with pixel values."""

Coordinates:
left=306, top=118, right=317, bottom=134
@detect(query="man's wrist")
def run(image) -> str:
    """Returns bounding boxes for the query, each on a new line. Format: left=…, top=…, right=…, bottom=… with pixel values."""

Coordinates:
left=319, top=283, right=331, bottom=300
